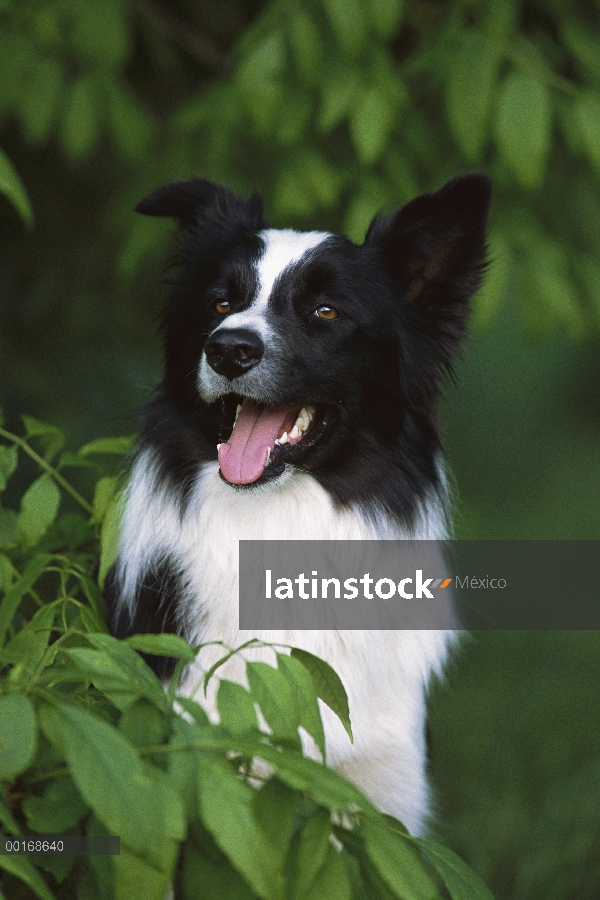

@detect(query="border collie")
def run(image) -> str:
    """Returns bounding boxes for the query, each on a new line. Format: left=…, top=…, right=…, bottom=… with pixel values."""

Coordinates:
left=106, top=172, right=491, bottom=835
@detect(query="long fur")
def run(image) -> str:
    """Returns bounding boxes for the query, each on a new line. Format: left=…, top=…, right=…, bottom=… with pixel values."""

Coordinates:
left=106, top=172, right=491, bottom=835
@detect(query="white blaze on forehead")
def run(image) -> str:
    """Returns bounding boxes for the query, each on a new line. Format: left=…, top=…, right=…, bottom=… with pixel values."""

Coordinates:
left=253, top=228, right=329, bottom=312
left=203, top=228, right=329, bottom=351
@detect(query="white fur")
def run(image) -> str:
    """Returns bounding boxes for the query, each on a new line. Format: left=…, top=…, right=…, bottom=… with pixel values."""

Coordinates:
left=197, top=229, right=328, bottom=403
left=117, top=454, right=454, bottom=835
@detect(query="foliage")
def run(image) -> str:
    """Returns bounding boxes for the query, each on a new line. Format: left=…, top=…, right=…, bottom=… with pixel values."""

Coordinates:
left=2, top=0, right=600, bottom=348
left=0, top=414, right=495, bottom=899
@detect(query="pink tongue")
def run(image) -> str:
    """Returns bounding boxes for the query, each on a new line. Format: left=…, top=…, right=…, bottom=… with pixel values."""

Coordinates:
left=218, top=402, right=298, bottom=484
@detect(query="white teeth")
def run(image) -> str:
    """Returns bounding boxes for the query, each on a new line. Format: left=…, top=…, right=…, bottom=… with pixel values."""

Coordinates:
left=234, top=404, right=242, bottom=424
left=217, top=443, right=222, bottom=451
left=293, top=405, right=316, bottom=436
left=275, top=407, right=316, bottom=447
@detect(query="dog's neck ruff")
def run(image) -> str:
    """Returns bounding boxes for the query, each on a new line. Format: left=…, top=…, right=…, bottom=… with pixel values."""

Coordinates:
left=116, top=453, right=448, bottom=619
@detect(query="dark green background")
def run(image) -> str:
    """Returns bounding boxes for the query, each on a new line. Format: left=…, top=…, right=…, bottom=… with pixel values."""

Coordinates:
left=1, top=1, right=599, bottom=897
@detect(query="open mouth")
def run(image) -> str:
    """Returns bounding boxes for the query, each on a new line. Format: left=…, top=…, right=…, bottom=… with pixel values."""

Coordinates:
left=216, top=396, right=327, bottom=486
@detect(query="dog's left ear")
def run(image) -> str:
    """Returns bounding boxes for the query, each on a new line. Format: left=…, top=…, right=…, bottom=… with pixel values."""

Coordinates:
left=135, top=177, right=265, bottom=234
left=365, top=173, right=491, bottom=318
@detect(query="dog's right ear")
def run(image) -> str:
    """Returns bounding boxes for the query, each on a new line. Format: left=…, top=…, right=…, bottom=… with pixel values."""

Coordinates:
left=135, top=177, right=265, bottom=232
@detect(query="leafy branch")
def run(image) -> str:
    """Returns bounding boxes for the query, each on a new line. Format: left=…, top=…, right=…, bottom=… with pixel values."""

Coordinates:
left=0, top=426, right=93, bottom=515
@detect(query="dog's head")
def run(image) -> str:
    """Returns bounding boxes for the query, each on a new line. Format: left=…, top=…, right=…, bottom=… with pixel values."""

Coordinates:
left=137, top=174, right=491, bottom=490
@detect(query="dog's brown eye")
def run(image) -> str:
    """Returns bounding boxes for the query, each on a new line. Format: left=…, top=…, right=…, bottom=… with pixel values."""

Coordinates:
left=215, top=300, right=230, bottom=314
left=315, top=305, right=338, bottom=320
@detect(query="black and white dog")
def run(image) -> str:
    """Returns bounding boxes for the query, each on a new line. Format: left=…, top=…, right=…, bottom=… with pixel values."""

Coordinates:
left=106, top=173, right=491, bottom=835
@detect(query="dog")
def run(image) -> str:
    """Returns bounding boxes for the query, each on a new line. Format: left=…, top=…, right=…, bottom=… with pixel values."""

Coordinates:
left=105, top=172, right=491, bottom=835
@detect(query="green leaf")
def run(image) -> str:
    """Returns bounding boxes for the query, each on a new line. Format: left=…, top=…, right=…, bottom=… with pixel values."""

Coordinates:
left=273, top=150, right=342, bottom=217
left=289, top=9, right=323, bottom=85
left=0, top=792, right=21, bottom=835
left=0, top=445, right=17, bottom=492
left=236, top=30, right=286, bottom=131
left=20, top=57, right=63, bottom=143
left=574, top=91, right=600, bottom=171
left=343, top=176, right=388, bottom=243
left=167, top=725, right=200, bottom=820
left=495, top=69, right=551, bottom=189
left=365, top=0, right=405, bottom=39
left=125, top=633, right=195, bottom=663
left=62, top=633, right=168, bottom=712
left=17, top=475, right=61, bottom=548
left=254, top=777, right=300, bottom=866
left=197, top=754, right=284, bottom=900
left=291, top=807, right=332, bottom=900
left=36, top=853, right=74, bottom=889
left=0, top=509, right=17, bottom=549
left=70, top=0, right=129, bottom=68
left=174, top=695, right=210, bottom=727
left=61, top=76, right=99, bottom=160
left=251, top=745, right=369, bottom=813
left=305, top=842, right=351, bottom=900
left=0, top=854, right=56, bottom=900
left=39, top=702, right=184, bottom=872
left=446, top=30, right=501, bottom=162
left=277, top=653, right=325, bottom=760
left=290, top=648, right=353, bottom=742
left=318, top=63, right=360, bottom=133
left=415, top=838, right=496, bottom=900
left=112, top=844, right=173, bottom=900
left=246, top=660, right=300, bottom=742
left=0, top=148, right=34, bottom=226
left=350, top=85, right=395, bottom=164
left=23, top=775, right=88, bottom=833
left=22, top=416, right=65, bottom=461
left=57, top=451, right=94, bottom=470
left=0, top=601, right=57, bottom=676
left=323, top=0, right=367, bottom=59
left=577, top=255, right=600, bottom=328
left=107, top=83, right=154, bottom=162
left=563, top=22, right=600, bottom=80
left=117, top=217, right=167, bottom=280
left=217, top=680, right=258, bottom=735
left=91, top=475, right=119, bottom=524
left=79, top=436, right=134, bottom=456
left=522, top=236, right=584, bottom=334
left=181, top=837, right=256, bottom=900
left=0, top=692, right=37, bottom=779
left=119, top=699, right=169, bottom=749
left=98, top=490, right=124, bottom=588
left=0, top=553, right=51, bottom=645
left=79, top=574, right=108, bottom=623
left=472, top=231, right=511, bottom=329
left=362, top=822, right=442, bottom=899
left=0, top=553, right=13, bottom=592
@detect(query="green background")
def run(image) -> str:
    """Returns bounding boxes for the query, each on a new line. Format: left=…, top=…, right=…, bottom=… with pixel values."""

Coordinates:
left=1, top=1, right=599, bottom=897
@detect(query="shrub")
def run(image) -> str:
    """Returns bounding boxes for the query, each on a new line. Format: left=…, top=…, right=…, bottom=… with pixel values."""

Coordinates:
left=0, top=414, right=495, bottom=899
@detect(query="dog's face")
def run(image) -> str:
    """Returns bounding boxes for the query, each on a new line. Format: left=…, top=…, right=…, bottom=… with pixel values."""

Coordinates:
left=137, top=175, right=491, bottom=489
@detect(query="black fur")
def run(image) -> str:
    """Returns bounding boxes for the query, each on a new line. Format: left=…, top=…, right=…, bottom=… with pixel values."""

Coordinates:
left=105, top=557, right=185, bottom=679
left=140, top=173, right=490, bottom=522
left=106, top=172, right=491, bottom=647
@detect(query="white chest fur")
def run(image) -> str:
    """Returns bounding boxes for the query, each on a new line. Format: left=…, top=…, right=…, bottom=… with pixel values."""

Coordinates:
left=116, top=455, right=455, bottom=834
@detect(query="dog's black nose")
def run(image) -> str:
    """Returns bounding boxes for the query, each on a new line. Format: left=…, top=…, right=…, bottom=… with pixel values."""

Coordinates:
left=204, top=328, right=264, bottom=380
